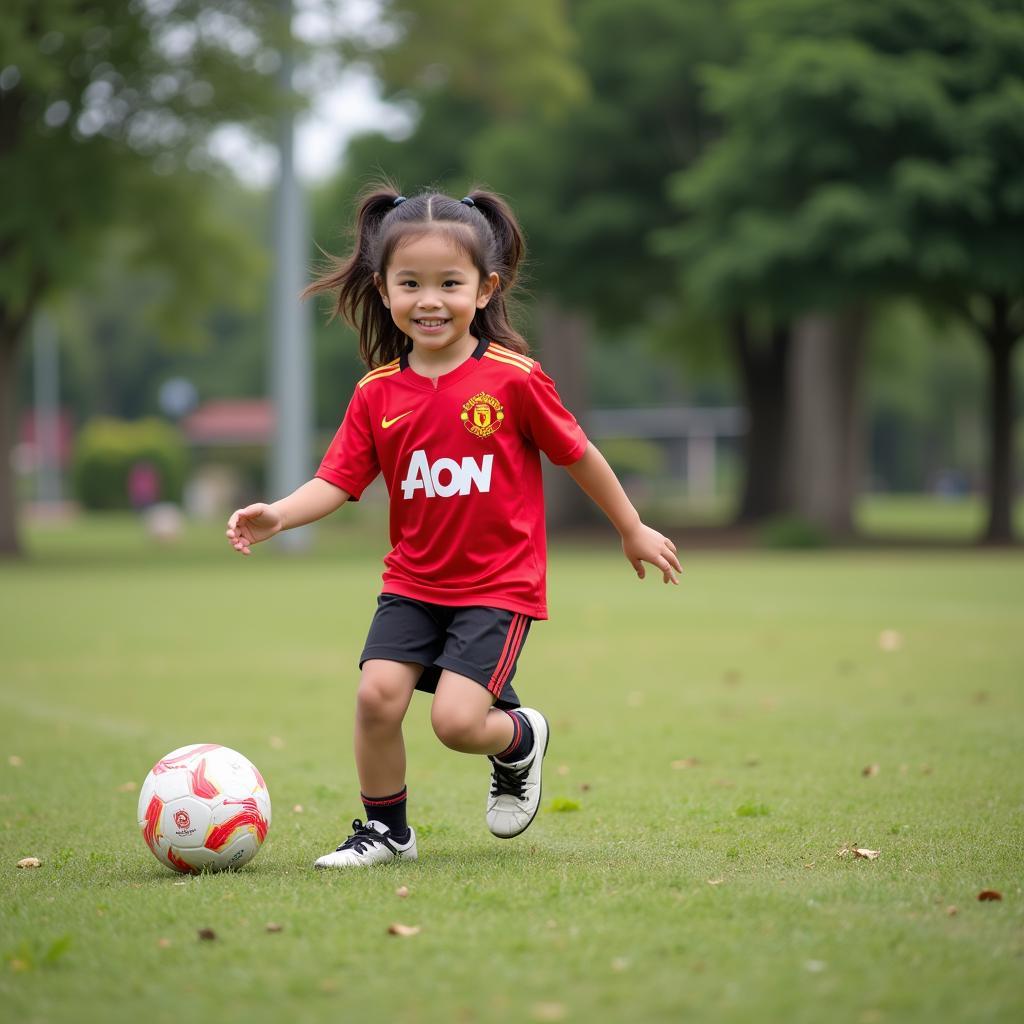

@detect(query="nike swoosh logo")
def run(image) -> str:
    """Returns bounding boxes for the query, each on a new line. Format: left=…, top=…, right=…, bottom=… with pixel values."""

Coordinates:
left=381, top=411, right=413, bottom=429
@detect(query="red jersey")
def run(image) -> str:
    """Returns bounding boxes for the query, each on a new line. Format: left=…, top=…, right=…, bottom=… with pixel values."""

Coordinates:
left=316, top=337, right=588, bottom=619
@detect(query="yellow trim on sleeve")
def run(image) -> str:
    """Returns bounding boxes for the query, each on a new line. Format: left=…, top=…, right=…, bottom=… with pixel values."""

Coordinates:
left=488, top=344, right=534, bottom=369
left=357, top=360, right=402, bottom=388
left=483, top=351, right=532, bottom=374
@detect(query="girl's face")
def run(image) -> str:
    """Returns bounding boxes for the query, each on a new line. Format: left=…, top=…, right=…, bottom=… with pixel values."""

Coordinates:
left=377, top=231, right=498, bottom=366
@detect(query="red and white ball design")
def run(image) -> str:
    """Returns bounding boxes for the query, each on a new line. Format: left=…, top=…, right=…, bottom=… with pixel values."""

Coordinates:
left=137, top=744, right=271, bottom=874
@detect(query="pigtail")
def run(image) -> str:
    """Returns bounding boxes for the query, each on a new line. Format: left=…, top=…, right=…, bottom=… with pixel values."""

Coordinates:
left=303, top=182, right=408, bottom=368
left=463, top=188, right=530, bottom=356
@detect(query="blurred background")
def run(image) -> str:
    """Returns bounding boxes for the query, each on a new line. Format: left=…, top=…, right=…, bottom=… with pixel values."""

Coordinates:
left=3, top=0, right=1023, bottom=557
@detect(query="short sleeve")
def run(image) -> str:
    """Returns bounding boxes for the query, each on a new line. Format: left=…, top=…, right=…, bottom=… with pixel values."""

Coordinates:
left=520, top=362, right=589, bottom=466
left=316, top=385, right=380, bottom=500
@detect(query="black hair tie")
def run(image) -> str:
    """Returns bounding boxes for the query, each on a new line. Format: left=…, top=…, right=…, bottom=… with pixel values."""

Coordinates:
left=460, top=196, right=476, bottom=208
left=392, top=196, right=407, bottom=207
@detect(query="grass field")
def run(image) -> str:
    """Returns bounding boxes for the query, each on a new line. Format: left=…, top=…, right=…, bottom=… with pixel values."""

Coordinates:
left=2, top=517, right=1022, bottom=1024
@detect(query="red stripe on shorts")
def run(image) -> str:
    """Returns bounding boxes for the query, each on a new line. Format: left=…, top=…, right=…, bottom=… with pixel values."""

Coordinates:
left=489, top=614, right=528, bottom=695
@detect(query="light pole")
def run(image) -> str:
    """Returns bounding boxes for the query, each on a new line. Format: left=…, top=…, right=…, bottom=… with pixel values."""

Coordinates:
left=268, top=0, right=313, bottom=551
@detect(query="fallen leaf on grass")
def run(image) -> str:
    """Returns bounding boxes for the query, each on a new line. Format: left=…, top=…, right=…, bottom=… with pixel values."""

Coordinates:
left=9, top=958, right=29, bottom=972
left=862, top=764, right=880, bottom=777
left=157, top=938, right=171, bottom=948
left=197, top=928, right=216, bottom=941
left=8, top=755, right=23, bottom=768
left=707, top=878, right=725, bottom=886
left=977, top=890, right=1002, bottom=902
left=17, top=858, right=41, bottom=869
left=579, top=783, right=591, bottom=793
left=268, top=736, right=286, bottom=750
left=557, top=764, right=570, bottom=776
left=387, top=923, right=420, bottom=937
left=116, top=782, right=136, bottom=792
left=265, top=923, right=284, bottom=933
left=878, top=629, right=903, bottom=652
left=722, top=669, right=742, bottom=686
left=804, top=863, right=816, bottom=869
left=531, top=1003, right=567, bottom=1022
left=837, top=845, right=880, bottom=860
left=395, top=885, right=409, bottom=899
left=945, top=906, right=958, bottom=916
left=292, top=804, right=303, bottom=814
left=671, top=758, right=700, bottom=770
left=610, top=957, right=630, bottom=972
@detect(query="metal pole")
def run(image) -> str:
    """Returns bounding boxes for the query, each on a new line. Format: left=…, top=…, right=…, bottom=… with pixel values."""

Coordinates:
left=269, top=0, right=312, bottom=551
left=33, top=312, right=61, bottom=505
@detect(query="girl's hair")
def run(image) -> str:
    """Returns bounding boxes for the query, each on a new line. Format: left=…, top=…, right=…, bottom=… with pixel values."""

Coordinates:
left=304, top=181, right=528, bottom=369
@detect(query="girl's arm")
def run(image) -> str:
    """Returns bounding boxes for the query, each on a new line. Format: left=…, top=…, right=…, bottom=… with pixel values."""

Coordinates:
left=565, top=443, right=681, bottom=584
left=226, top=477, right=350, bottom=556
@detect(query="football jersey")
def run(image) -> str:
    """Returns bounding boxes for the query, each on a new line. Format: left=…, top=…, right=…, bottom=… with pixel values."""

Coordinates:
left=316, top=337, right=588, bottom=619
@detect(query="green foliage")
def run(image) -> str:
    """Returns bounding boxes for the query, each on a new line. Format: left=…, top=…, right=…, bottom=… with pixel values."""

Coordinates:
left=0, top=1, right=287, bottom=330
left=735, top=802, right=770, bottom=817
left=598, top=437, right=665, bottom=480
left=545, top=797, right=581, bottom=813
left=759, top=516, right=829, bottom=549
left=71, top=418, right=187, bottom=510
left=660, top=0, right=1024, bottom=316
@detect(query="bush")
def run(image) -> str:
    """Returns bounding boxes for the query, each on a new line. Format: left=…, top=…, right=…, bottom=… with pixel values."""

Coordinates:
left=72, top=418, right=187, bottom=510
left=758, top=516, right=829, bottom=549
left=597, top=437, right=665, bottom=480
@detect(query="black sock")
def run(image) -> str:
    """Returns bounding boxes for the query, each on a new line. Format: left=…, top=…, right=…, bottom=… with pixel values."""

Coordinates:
left=361, top=787, right=409, bottom=840
left=495, top=710, right=535, bottom=763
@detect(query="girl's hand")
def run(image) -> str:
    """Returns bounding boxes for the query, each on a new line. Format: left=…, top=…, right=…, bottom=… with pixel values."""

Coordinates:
left=226, top=503, right=283, bottom=555
left=622, top=523, right=682, bottom=584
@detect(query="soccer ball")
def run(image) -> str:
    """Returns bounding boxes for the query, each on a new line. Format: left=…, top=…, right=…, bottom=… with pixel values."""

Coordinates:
left=137, top=744, right=271, bottom=874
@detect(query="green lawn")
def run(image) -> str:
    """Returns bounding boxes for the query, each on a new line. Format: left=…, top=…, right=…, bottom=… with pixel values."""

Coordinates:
left=2, top=517, right=1022, bottom=1024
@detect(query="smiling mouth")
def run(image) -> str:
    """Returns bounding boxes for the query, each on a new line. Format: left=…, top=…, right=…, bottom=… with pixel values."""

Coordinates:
left=414, top=318, right=450, bottom=328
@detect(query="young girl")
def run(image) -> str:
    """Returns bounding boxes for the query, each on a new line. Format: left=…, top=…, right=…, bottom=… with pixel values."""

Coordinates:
left=226, top=185, right=681, bottom=868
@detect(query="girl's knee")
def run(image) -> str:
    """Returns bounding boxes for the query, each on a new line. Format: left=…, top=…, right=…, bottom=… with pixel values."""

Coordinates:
left=430, top=704, right=481, bottom=751
left=356, top=668, right=410, bottom=727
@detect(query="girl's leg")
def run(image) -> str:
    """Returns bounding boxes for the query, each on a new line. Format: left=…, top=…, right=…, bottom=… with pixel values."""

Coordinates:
left=431, top=669, right=548, bottom=840
left=354, top=659, right=420, bottom=797
left=430, top=669, right=514, bottom=754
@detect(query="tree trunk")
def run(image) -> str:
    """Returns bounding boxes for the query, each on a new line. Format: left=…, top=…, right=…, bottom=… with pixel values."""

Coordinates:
left=981, top=293, right=1019, bottom=545
left=0, top=327, right=22, bottom=556
left=732, top=318, right=790, bottom=524
left=535, top=297, right=594, bottom=530
left=784, top=309, right=867, bottom=538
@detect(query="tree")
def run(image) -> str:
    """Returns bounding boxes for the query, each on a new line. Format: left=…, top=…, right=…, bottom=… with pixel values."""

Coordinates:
left=662, top=0, right=1024, bottom=540
left=0, top=0, right=289, bottom=555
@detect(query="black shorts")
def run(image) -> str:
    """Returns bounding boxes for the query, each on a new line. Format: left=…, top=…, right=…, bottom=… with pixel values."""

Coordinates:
left=360, top=594, right=533, bottom=710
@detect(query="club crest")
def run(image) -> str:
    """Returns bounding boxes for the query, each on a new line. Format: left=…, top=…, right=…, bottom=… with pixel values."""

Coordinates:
left=461, top=392, right=505, bottom=438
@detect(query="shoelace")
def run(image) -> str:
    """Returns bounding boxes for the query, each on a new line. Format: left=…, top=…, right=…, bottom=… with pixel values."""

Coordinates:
left=489, top=758, right=531, bottom=800
left=335, top=819, right=398, bottom=855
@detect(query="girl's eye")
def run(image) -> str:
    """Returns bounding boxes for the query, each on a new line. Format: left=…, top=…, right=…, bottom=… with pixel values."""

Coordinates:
left=443, top=280, right=461, bottom=288
left=400, top=280, right=417, bottom=288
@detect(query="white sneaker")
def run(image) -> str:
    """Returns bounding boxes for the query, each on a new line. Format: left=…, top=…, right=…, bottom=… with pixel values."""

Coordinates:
left=487, top=708, right=549, bottom=839
left=313, top=819, right=418, bottom=869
